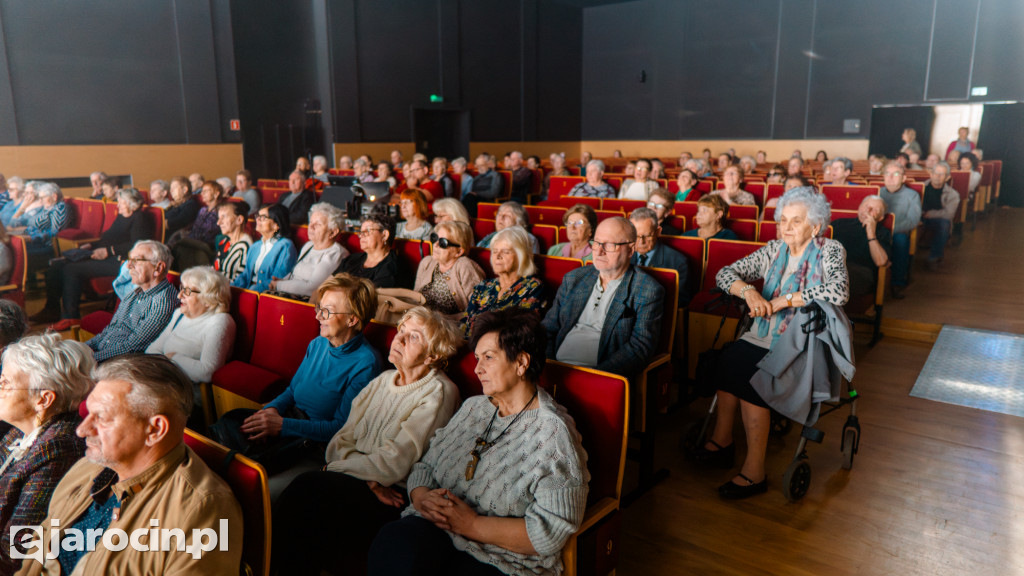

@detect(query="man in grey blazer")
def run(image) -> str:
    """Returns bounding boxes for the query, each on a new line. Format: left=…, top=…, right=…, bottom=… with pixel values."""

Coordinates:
left=629, top=207, right=691, bottom=305
left=542, top=217, right=664, bottom=379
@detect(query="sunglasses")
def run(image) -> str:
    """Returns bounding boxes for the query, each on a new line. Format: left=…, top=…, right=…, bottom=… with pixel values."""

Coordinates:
left=429, top=232, right=461, bottom=249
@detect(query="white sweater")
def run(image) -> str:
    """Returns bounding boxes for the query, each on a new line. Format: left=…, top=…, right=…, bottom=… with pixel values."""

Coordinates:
left=324, top=368, right=460, bottom=487
left=145, top=310, right=235, bottom=382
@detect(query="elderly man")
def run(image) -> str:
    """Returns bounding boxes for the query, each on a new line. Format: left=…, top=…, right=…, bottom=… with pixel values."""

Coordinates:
left=646, top=188, right=682, bottom=236
left=87, top=241, right=179, bottom=362
left=508, top=151, right=532, bottom=204
left=924, top=153, right=940, bottom=171
left=476, top=201, right=540, bottom=253
left=630, top=207, right=690, bottom=305
left=879, top=162, right=922, bottom=299
left=98, top=176, right=121, bottom=203
left=14, top=355, right=242, bottom=575
left=786, top=156, right=805, bottom=177
left=832, top=196, right=892, bottom=298
left=312, top=155, right=331, bottom=183
left=337, top=155, right=354, bottom=170
left=868, top=154, right=886, bottom=175
left=542, top=217, right=664, bottom=379
left=396, top=159, right=442, bottom=201
left=188, top=173, right=205, bottom=196
left=462, top=154, right=503, bottom=218
left=276, top=170, right=316, bottom=226
left=88, top=171, right=108, bottom=200
left=921, top=162, right=960, bottom=271
left=576, top=151, right=593, bottom=173
left=569, top=159, right=615, bottom=199
left=232, top=169, right=261, bottom=215
left=828, top=157, right=854, bottom=186
left=390, top=149, right=404, bottom=170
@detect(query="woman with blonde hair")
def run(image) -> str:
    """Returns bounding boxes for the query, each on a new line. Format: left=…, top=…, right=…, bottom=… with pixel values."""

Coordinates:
left=463, top=226, right=544, bottom=336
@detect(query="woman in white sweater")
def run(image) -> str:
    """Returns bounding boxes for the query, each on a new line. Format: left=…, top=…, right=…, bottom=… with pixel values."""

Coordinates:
left=272, top=307, right=462, bottom=575
left=146, top=265, right=235, bottom=384
left=269, top=202, right=348, bottom=299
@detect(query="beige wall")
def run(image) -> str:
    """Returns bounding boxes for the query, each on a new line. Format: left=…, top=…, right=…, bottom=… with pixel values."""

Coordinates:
left=334, top=139, right=870, bottom=165
left=0, top=144, right=243, bottom=197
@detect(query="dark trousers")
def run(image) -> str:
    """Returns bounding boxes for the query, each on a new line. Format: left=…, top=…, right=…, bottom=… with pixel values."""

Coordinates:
left=368, top=516, right=505, bottom=576
left=462, top=193, right=482, bottom=219
left=273, top=471, right=403, bottom=576
left=891, top=232, right=911, bottom=287
left=44, top=257, right=120, bottom=318
left=922, top=218, right=951, bottom=262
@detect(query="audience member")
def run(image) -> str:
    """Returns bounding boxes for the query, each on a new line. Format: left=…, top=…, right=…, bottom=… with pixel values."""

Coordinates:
left=756, top=150, right=767, bottom=165
left=213, top=201, right=252, bottom=281
left=879, top=162, right=921, bottom=299
left=312, top=154, right=331, bottom=184
left=375, top=161, right=397, bottom=190
left=958, top=152, right=982, bottom=194
left=868, top=154, right=886, bottom=175
left=739, top=156, right=757, bottom=174
left=900, top=128, right=922, bottom=156
left=765, top=164, right=786, bottom=184
left=0, top=334, right=93, bottom=575
left=165, top=176, right=200, bottom=239
left=543, top=216, right=664, bottom=378
left=648, top=188, right=681, bottom=236
left=146, top=265, right=234, bottom=385
left=684, top=194, right=738, bottom=241
left=97, top=176, right=121, bottom=204
left=476, top=201, right=541, bottom=253
left=6, top=181, right=42, bottom=229
left=338, top=155, right=354, bottom=170
left=619, top=158, right=659, bottom=201
left=429, top=157, right=455, bottom=199
left=828, top=157, right=854, bottom=185
left=431, top=197, right=471, bottom=227
left=450, top=157, right=472, bottom=198
left=34, top=188, right=153, bottom=329
left=814, top=150, right=828, bottom=162
left=293, top=157, right=311, bottom=180
left=895, top=152, right=910, bottom=168
left=542, top=154, right=570, bottom=199
left=188, top=173, right=205, bottom=195
left=717, top=153, right=733, bottom=172
left=464, top=226, right=545, bottom=336
left=946, top=127, right=975, bottom=158
left=924, top=153, right=940, bottom=171
left=334, top=214, right=409, bottom=288
left=274, top=307, right=462, bottom=576
left=0, top=178, right=25, bottom=226
left=232, top=169, right=261, bottom=215
left=675, top=168, right=699, bottom=202
left=696, top=187, right=848, bottom=500
left=87, top=171, right=106, bottom=200
left=831, top=195, right=891, bottom=299
left=0, top=223, right=12, bottom=286
left=270, top=202, right=348, bottom=298
left=630, top=207, right=691, bottom=305
left=921, top=162, right=960, bottom=272
left=0, top=299, right=27, bottom=348
left=278, top=170, right=316, bottom=226
left=211, top=274, right=383, bottom=473
left=378, top=221, right=484, bottom=321
left=172, top=180, right=226, bottom=270
left=367, top=308, right=587, bottom=576
left=463, top=154, right=503, bottom=217
left=547, top=204, right=596, bottom=262
left=149, top=179, right=171, bottom=208
left=568, top=159, right=615, bottom=199
left=16, top=354, right=242, bottom=575
left=231, top=204, right=298, bottom=293
left=390, top=150, right=404, bottom=170
left=712, top=165, right=757, bottom=205
left=353, top=157, right=375, bottom=183
left=396, top=189, right=432, bottom=241
left=786, top=156, right=804, bottom=177
left=21, top=182, right=68, bottom=264
left=507, top=151, right=532, bottom=204
left=85, top=240, right=177, bottom=362
left=650, top=159, right=666, bottom=180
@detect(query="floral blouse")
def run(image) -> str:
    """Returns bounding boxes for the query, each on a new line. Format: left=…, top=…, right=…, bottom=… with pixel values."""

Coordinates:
left=462, top=275, right=545, bottom=337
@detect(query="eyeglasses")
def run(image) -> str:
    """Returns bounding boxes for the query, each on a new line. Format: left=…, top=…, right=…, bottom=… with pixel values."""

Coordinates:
left=0, top=377, right=38, bottom=393
left=255, top=214, right=270, bottom=221
left=589, top=240, right=632, bottom=253
left=636, top=234, right=656, bottom=241
left=429, top=233, right=460, bottom=249
left=180, top=286, right=202, bottom=297
left=647, top=202, right=669, bottom=211
left=767, top=172, right=781, bottom=177
left=566, top=220, right=588, bottom=228
left=358, top=227, right=384, bottom=238
left=314, top=306, right=353, bottom=320
left=126, top=257, right=155, bottom=266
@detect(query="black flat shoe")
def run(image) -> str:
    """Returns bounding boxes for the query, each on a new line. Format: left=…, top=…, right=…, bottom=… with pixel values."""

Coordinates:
left=689, top=439, right=735, bottom=469
left=718, top=473, right=768, bottom=499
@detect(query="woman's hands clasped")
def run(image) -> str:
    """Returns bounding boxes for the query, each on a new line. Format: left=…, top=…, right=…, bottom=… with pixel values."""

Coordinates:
left=410, top=487, right=478, bottom=536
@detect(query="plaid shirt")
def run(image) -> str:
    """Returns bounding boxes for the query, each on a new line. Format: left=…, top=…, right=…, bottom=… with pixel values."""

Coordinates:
left=0, top=412, right=84, bottom=573
left=88, top=279, right=179, bottom=362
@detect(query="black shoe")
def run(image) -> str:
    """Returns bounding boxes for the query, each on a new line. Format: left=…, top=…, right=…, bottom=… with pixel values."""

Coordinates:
left=891, top=286, right=906, bottom=300
left=28, top=308, right=60, bottom=325
left=718, top=473, right=768, bottom=500
left=689, top=439, right=735, bottom=469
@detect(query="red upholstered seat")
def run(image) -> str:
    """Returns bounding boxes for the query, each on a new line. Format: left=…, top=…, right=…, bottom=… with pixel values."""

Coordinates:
left=821, top=185, right=880, bottom=211
left=523, top=205, right=567, bottom=226
left=80, top=310, right=114, bottom=335
left=144, top=206, right=166, bottom=243
left=547, top=176, right=584, bottom=201
left=601, top=198, right=644, bottom=214
left=467, top=247, right=493, bottom=277
left=294, top=225, right=309, bottom=245
left=477, top=202, right=500, bottom=220
left=534, top=254, right=582, bottom=303
left=594, top=209, right=623, bottom=223
left=446, top=347, right=482, bottom=400
left=532, top=224, right=558, bottom=252
left=101, top=202, right=118, bottom=233
left=0, top=236, right=27, bottom=307
left=184, top=429, right=271, bottom=576
left=394, top=239, right=431, bottom=269
left=58, top=198, right=105, bottom=242
left=337, top=231, right=362, bottom=254
left=229, top=287, right=259, bottom=362
left=211, top=361, right=287, bottom=404
left=364, top=321, right=397, bottom=369
left=470, top=218, right=496, bottom=242
left=726, top=219, right=759, bottom=241
left=660, top=235, right=705, bottom=303
left=688, top=238, right=764, bottom=318
left=725, top=204, right=758, bottom=220
left=672, top=201, right=699, bottom=220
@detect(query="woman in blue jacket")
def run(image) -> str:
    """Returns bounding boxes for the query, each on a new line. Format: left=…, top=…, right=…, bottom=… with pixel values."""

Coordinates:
left=231, top=203, right=297, bottom=292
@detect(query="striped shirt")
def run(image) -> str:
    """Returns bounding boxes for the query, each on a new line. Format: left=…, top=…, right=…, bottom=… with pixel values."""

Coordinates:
left=26, top=202, right=68, bottom=244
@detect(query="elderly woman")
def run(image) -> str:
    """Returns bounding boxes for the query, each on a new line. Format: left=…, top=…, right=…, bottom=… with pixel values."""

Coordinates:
left=211, top=273, right=383, bottom=473
left=146, top=266, right=235, bottom=384
left=171, top=180, right=227, bottom=270
left=335, top=214, right=409, bottom=289
left=232, top=170, right=262, bottom=215
left=214, top=201, right=253, bottom=281
left=547, top=203, right=596, bottom=261
left=164, top=176, right=201, bottom=240
left=274, top=307, right=462, bottom=575
left=619, top=158, right=659, bottom=201
left=958, top=152, right=982, bottom=194
left=542, top=154, right=570, bottom=199
left=33, top=188, right=153, bottom=327
left=231, top=203, right=298, bottom=293
left=451, top=157, right=473, bottom=198
left=900, top=128, right=922, bottom=157
left=368, top=308, right=588, bottom=576
left=396, top=189, right=433, bottom=241
left=569, top=159, right=615, bottom=199
left=477, top=201, right=541, bottom=253
left=713, top=165, right=757, bottom=206
left=376, top=161, right=397, bottom=190
left=6, top=181, right=43, bottom=230
left=354, top=158, right=376, bottom=184
left=648, top=188, right=682, bottom=236
left=683, top=194, right=738, bottom=240
left=378, top=221, right=484, bottom=321
left=0, top=333, right=94, bottom=574
left=464, top=226, right=545, bottom=336
left=270, top=202, right=349, bottom=299
left=0, top=178, right=24, bottom=226
left=432, top=197, right=471, bottom=227
left=765, top=164, right=787, bottom=184
left=148, top=180, right=171, bottom=208
left=21, top=182, right=68, bottom=262
left=431, top=157, right=456, bottom=199
left=693, top=187, right=848, bottom=499
left=675, top=168, right=699, bottom=202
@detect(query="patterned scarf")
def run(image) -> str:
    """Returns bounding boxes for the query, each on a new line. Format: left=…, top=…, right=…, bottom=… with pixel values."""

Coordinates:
left=755, top=237, right=827, bottom=348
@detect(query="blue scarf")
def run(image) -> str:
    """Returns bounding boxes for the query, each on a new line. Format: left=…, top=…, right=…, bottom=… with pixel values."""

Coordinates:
left=755, top=237, right=827, bottom=348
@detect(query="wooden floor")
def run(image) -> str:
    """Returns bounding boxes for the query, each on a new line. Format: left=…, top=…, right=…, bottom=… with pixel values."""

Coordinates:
left=620, top=207, right=1024, bottom=575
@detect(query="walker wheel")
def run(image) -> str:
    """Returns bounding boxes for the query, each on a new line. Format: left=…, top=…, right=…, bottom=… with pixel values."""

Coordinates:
left=841, top=428, right=858, bottom=470
left=782, top=458, right=811, bottom=502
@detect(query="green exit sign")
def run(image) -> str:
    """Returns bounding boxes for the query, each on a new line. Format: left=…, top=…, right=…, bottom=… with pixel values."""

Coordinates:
left=429, top=94, right=444, bottom=103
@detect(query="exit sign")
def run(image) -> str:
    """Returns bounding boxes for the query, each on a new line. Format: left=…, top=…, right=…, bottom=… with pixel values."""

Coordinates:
left=229, top=119, right=241, bottom=131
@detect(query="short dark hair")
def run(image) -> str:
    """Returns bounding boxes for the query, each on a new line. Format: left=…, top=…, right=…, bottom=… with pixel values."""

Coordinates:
left=219, top=200, right=249, bottom=219
left=959, top=152, right=979, bottom=170
left=263, top=203, right=292, bottom=238
left=470, top=308, right=547, bottom=384
left=102, top=175, right=122, bottom=188
left=236, top=169, right=253, bottom=183
left=362, top=213, right=396, bottom=247
left=0, top=299, right=28, bottom=349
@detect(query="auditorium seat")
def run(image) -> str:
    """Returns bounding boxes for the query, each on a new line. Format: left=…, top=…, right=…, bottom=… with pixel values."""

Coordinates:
left=477, top=202, right=500, bottom=220
left=0, top=236, right=28, bottom=307
left=532, top=224, right=558, bottom=251
left=470, top=218, right=496, bottom=242
left=57, top=198, right=105, bottom=251
left=725, top=219, right=758, bottom=241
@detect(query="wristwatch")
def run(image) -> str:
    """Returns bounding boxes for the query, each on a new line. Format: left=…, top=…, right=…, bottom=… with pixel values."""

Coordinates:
left=785, top=293, right=794, bottom=305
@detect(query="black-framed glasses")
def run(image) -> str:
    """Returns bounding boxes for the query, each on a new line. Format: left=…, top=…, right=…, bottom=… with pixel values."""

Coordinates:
left=636, top=233, right=656, bottom=241
left=314, top=306, right=353, bottom=320
left=429, top=233, right=460, bottom=249
left=180, top=286, right=202, bottom=297
left=588, top=240, right=632, bottom=253
left=358, top=227, right=384, bottom=238
left=255, top=213, right=270, bottom=221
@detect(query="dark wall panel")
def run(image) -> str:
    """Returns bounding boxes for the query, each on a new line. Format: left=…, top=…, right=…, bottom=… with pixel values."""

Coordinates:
left=971, top=0, right=1024, bottom=103
left=460, top=0, right=522, bottom=141
left=772, top=0, right=814, bottom=139
left=2, top=0, right=185, bottom=144
left=536, top=1, right=582, bottom=141
left=925, top=0, right=979, bottom=101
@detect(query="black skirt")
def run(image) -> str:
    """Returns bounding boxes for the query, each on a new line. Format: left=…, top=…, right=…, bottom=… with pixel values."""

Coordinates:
left=715, top=338, right=770, bottom=408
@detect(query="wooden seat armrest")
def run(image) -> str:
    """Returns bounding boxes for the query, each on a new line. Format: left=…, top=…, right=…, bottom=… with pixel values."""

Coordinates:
left=576, top=497, right=619, bottom=534
left=0, top=283, right=17, bottom=292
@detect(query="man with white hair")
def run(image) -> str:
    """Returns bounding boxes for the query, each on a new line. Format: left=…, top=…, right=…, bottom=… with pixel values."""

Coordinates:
left=86, top=240, right=179, bottom=362
left=832, top=196, right=891, bottom=298
left=921, top=162, right=960, bottom=271
left=15, top=355, right=242, bottom=575
left=88, top=171, right=107, bottom=199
